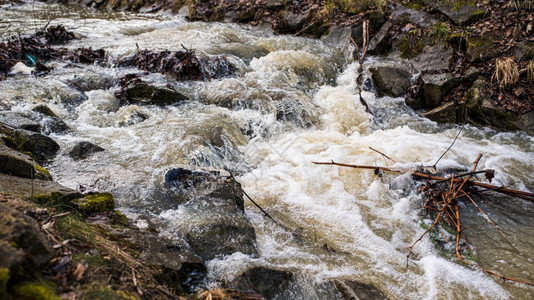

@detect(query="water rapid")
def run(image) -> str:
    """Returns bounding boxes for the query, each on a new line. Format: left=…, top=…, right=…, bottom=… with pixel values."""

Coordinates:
left=1, top=2, right=533, bottom=299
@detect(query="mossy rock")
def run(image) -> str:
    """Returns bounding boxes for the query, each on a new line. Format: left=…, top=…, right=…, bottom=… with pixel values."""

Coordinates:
left=30, top=192, right=82, bottom=211
left=75, top=193, right=115, bottom=215
left=0, top=268, right=8, bottom=299
left=466, top=36, right=499, bottom=63
left=13, top=283, right=60, bottom=300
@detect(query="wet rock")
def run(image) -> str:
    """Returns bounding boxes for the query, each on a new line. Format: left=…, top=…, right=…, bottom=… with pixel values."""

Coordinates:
left=66, top=73, right=114, bottom=92
left=390, top=6, right=438, bottom=28
left=163, top=167, right=257, bottom=260
left=422, top=101, right=458, bottom=124
left=126, top=83, right=189, bottom=106
left=410, top=45, right=454, bottom=73
left=68, top=141, right=105, bottom=160
left=13, top=130, right=60, bottom=164
left=366, top=22, right=392, bottom=56
left=332, top=279, right=389, bottom=300
left=421, top=73, right=457, bottom=108
left=425, top=0, right=487, bottom=25
left=0, top=203, right=55, bottom=277
left=0, top=112, right=40, bottom=132
left=370, top=65, right=411, bottom=97
left=41, top=117, right=70, bottom=135
left=515, top=112, right=534, bottom=135
left=31, top=104, right=59, bottom=119
left=0, top=173, right=73, bottom=198
left=227, top=267, right=293, bottom=300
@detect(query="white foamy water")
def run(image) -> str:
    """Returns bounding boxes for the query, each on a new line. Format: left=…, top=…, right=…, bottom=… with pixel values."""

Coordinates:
left=1, top=2, right=533, bottom=299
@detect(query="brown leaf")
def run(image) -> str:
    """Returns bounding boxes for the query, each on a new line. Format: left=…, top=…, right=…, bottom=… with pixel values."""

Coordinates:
left=485, top=169, right=495, bottom=183
left=72, top=263, right=86, bottom=281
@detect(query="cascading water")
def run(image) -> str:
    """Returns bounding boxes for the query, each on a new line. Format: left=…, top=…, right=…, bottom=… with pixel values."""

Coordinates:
left=1, top=2, right=533, bottom=299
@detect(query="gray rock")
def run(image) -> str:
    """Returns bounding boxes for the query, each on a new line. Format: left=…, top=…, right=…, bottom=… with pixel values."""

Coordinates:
left=31, top=104, right=59, bottom=118
left=422, top=101, right=458, bottom=124
left=333, top=279, right=389, bottom=300
left=515, top=112, right=534, bottom=136
left=421, top=73, right=457, bottom=108
left=68, top=141, right=105, bottom=160
left=163, top=167, right=257, bottom=260
left=322, top=26, right=352, bottom=47
left=425, top=0, right=487, bottom=25
left=41, top=117, right=71, bottom=135
left=228, top=267, right=293, bottom=300
left=282, top=11, right=307, bottom=32
left=370, top=66, right=411, bottom=97
left=366, top=22, right=392, bottom=56
left=0, top=112, right=40, bottom=132
left=464, top=67, right=481, bottom=82
left=390, top=6, right=438, bottom=28
left=0, top=203, right=55, bottom=273
left=411, top=45, right=454, bottom=73
left=126, top=83, right=189, bottom=106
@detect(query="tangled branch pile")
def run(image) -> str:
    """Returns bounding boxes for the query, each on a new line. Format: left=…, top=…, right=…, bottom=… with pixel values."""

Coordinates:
left=313, top=151, right=534, bottom=286
left=0, top=24, right=105, bottom=79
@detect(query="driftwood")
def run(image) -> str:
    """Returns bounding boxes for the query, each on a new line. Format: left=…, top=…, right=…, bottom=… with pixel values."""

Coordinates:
left=313, top=153, right=534, bottom=286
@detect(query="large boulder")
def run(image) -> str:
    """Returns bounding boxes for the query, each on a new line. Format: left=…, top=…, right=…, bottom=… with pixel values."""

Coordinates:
left=466, top=36, right=500, bottom=63
left=390, top=6, right=438, bottom=28
left=370, top=65, right=412, bottom=97
left=227, top=267, right=293, bottom=300
left=421, top=73, right=457, bottom=108
left=163, top=167, right=257, bottom=260
left=12, top=130, right=60, bottom=164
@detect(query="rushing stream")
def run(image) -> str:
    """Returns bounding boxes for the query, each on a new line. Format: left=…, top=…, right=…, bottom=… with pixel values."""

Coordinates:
left=1, top=2, right=534, bottom=299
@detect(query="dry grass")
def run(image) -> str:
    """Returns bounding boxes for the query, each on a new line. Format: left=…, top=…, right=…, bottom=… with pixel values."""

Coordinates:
left=492, top=57, right=519, bottom=88
left=506, top=0, right=533, bottom=11
left=527, top=60, right=534, bottom=81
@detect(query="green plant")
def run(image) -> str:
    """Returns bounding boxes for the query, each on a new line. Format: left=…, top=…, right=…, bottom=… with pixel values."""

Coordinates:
left=431, top=22, right=451, bottom=43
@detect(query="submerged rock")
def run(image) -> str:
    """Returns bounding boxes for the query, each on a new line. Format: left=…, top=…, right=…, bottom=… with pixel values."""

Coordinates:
left=227, top=266, right=293, bottom=300
left=164, top=167, right=257, bottom=260
left=125, top=83, right=189, bottom=106
left=68, top=141, right=105, bottom=160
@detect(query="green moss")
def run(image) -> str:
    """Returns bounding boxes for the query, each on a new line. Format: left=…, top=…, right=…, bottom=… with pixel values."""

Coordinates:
left=33, top=165, right=50, bottom=177
left=55, top=214, right=97, bottom=244
left=13, top=283, right=60, bottom=300
left=0, top=268, right=9, bottom=299
left=397, top=35, right=424, bottom=59
left=76, top=193, right=115, bottom=215
left=30, top=192, right=81, bottom=211
left=112, top=210, right=129, bottom=226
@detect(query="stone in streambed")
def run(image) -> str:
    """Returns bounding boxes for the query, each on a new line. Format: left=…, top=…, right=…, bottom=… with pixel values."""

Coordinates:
left=370, top=65, right=411, bottom=97
left=126, top=83, right=189, bottom=106
left=68, top=141, right=105, bottom=160
left=164, top=167, right=257, bottom=260
left=227, top=266, right=293, bottom=300
left=421, top=73, right=457, bottom=108
left=0, top=112, right=40, bottom=132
